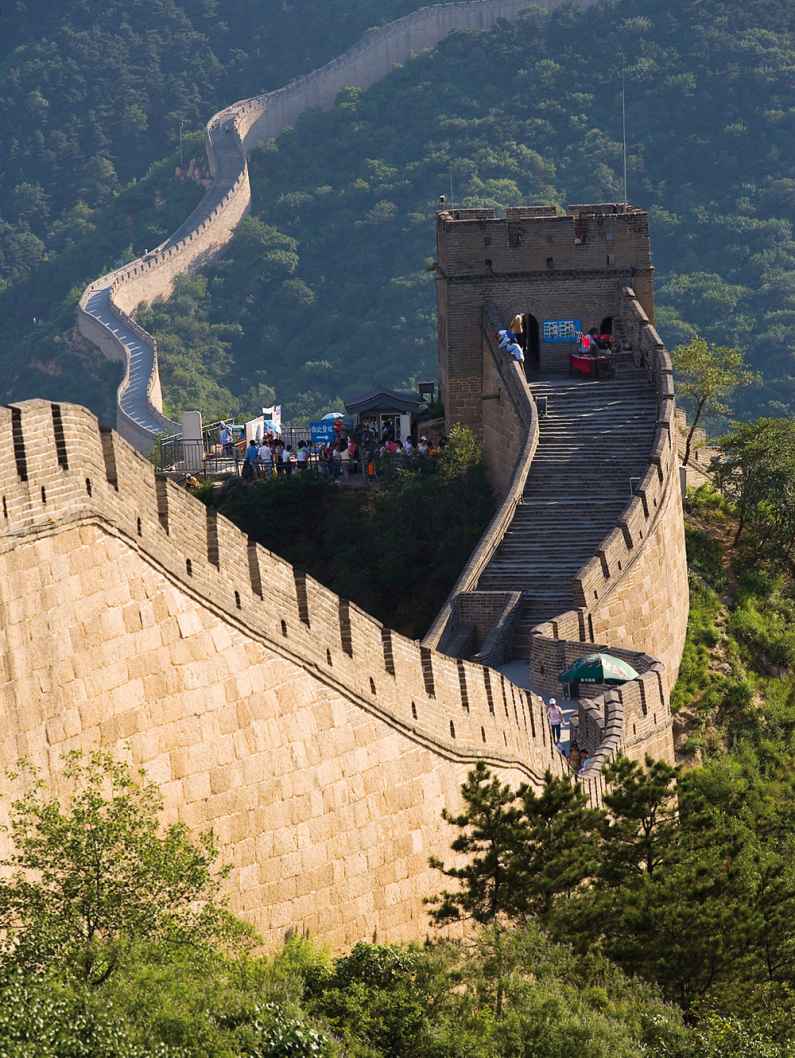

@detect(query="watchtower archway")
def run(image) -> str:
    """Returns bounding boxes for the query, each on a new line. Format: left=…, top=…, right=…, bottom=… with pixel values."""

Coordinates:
left=523, top=313, right=541, bottom=372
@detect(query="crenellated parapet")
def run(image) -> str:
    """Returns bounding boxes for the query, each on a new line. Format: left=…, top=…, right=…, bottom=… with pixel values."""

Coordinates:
left=429, top=231, right=688, bottom=787
left=0, top=398, right=567, bottom=790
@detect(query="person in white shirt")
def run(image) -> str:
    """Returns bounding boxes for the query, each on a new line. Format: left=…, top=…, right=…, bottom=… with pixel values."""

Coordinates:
left=403, top=436, right=414, bottom=455
left=257, top=442, right=272, bottom=477
left=547, top=698, right=563, bottom=743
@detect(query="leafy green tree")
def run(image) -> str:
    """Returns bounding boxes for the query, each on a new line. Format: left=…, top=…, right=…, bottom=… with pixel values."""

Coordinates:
left=672, top=337, right=758, bottom=465
left=0, top=750, right=246, bottom=987
left=686, top=1014, right=790, bottom=1058
left=0, top=969, right=175, bottom=1058
left=713, top=418, right=795, bottom=558
left=308, top=943, right=444, bottom=1058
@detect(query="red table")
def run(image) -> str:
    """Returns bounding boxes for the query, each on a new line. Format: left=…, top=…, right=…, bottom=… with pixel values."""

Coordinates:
left=570, top=352, right=610, bottom=378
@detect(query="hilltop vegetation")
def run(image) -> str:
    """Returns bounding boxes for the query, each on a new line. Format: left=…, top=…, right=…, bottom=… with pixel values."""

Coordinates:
left=0, top=748, right=787, bottom=1058
left=0, top=0, right=791, bottom=422
left=137, top=0, right=795, bottom=424
left=0, top=0, right=432, bottom=417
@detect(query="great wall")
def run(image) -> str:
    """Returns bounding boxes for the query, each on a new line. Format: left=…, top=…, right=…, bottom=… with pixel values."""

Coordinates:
left=0, top=0, right=688, bottom=949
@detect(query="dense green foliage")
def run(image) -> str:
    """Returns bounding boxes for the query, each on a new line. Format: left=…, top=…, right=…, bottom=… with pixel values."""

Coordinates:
left=672, top=483, right=795, bottom=750
left=436, top=752, right=795, bottom=1048
left=197, top=424, right=493, bottom=638
left=137, top=0, right=795, bottom=424
left=0, top=0, right=432, bottom=417
left=0, top=0, right=432, bottom=283
left=0, top=0, right=792, bottom=424
left=4, top=746, right=794, bottom=1056
left=0, top=747, right=696, bottom=1058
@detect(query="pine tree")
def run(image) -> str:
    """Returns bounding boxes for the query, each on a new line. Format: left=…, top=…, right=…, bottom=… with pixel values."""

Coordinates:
left=599, top=755, right=679, bottom=882
left=427, top=762, right=523, bottom=927
left=512, top=774, right=603, bottom=923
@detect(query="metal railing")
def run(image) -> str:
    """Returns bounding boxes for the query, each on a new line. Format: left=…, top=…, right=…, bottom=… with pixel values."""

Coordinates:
left=154, top=438, right=443, bottom=483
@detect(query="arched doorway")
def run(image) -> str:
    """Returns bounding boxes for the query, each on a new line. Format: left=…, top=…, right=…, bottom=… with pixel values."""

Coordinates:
left=600, top=315, right=614, bottom=336
left=523, top=313, right=540, bottom=372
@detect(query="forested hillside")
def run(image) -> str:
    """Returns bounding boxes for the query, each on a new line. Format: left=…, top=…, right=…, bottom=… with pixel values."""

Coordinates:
left=1, top=0, right=793, bottom=425
left=0, top=0, right=431, bottom=417
left=138, top=0, right=795, bottom=424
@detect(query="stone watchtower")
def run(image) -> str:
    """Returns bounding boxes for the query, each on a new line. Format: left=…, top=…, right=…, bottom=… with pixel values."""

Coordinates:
left=435, top=203, right=655, bottom=440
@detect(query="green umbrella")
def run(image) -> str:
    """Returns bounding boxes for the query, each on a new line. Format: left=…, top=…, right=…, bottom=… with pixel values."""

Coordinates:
left=559, top=653, right=640, bottom=685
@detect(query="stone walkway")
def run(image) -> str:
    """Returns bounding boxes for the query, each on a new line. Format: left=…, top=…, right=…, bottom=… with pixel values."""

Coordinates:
left=495, top=658, right=577, bottom=761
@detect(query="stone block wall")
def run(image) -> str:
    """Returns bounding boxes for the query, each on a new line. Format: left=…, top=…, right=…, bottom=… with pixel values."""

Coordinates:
left=436, top=206, right=655, bottom=425
left=0, top=398, right=571, bottom=948
left=569, top=288, right=688, bottom=691
left=429, top=274, right=686, bottom=779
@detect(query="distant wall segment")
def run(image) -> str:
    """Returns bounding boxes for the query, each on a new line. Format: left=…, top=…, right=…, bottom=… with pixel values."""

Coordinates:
left=76, top=0, right=596, bottom=452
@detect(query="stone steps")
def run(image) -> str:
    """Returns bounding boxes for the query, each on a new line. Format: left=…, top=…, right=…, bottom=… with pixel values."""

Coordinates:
left=474, top=364, right=656, bottom=656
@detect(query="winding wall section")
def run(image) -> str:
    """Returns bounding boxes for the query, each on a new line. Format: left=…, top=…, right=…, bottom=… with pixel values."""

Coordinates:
left=76, top=0, right=585, bottom=452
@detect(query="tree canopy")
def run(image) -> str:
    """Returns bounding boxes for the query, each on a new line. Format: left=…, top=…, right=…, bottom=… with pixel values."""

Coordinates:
left=0, top=0, right=793, bottom=426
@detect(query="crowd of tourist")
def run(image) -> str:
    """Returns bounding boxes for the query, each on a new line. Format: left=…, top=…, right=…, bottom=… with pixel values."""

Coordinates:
left=238, top=433, right=311, bottom=481
left=219, top=420, right=447, bottom=484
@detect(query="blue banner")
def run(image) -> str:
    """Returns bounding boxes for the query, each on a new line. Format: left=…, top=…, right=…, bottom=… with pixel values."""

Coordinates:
left=310, top=420, right=337, bottom=444
left=543, top=319, right=582, bottom=344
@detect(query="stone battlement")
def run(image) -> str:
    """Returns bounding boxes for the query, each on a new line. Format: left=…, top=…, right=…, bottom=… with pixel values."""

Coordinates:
left=0, top=399, right=565, bottom=790
left=436, top=204, right=652, bottom=282
left=425, top=283, right=684, bottom=778
left=0, top=398, right=597, bottom=945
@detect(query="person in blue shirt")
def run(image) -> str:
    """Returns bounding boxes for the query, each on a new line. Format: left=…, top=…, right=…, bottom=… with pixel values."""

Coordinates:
left=242, top=439, right=258, bottom=481
left=219, top=423, right=233, bottom=456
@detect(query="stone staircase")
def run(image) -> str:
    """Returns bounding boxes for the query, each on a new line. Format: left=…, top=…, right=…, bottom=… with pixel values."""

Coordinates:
left=476, top=355, right=657, bottom=659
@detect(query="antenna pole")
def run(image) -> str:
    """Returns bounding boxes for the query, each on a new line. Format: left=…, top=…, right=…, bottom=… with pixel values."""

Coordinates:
left=622, top=68, right=628, bottom=205
left=449, top=166, right=454, bottom=208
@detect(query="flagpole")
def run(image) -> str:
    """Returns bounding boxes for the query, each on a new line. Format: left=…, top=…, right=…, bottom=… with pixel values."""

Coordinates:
left=622, top=67, right=628, bottom=205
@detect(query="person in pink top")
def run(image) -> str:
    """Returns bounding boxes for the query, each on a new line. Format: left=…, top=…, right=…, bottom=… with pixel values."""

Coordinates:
left=547, top=698, right=563, bottom=743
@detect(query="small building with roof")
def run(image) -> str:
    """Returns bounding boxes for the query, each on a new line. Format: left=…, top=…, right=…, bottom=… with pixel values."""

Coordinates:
left=344, top=389, right=430, bottom=442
